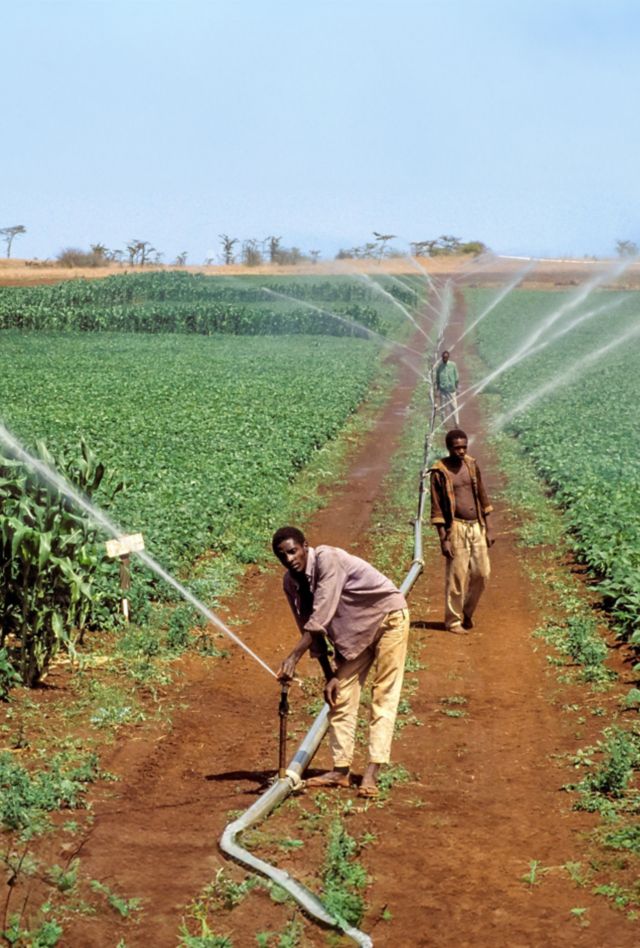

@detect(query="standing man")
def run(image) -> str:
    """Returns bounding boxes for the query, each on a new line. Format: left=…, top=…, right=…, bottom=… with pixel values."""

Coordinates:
left=435, top=350, right=460, bottom=426
left=272, top=526, right=410, bottom=798
left=430, top=429, right=494, bottom=633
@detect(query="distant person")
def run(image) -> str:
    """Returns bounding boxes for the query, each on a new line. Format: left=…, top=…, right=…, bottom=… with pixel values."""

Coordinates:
left=429, top=429, right=494, bottom=633
left=272, top=526, right=409, bottom=798
left=435, top=350, right=460, bottom=426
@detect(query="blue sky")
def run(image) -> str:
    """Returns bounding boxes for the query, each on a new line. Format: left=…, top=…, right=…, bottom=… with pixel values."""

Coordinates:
left=2, top=0, right=639, bottom=262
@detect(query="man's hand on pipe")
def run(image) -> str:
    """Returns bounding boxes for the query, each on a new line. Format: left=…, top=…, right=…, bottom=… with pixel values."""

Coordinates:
left=277, top=655, right=298, bottom=681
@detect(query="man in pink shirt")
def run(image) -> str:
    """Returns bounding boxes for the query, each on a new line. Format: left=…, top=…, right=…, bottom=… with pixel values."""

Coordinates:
left=273, top=525, right=410, bottom=797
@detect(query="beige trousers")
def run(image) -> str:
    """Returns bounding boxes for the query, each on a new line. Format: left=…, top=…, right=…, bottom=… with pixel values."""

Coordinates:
left=445, top=520, right=490, bottom=629
left=438, top=390, right=460, bottom=427
left=328, top=608, right=410, bottom=768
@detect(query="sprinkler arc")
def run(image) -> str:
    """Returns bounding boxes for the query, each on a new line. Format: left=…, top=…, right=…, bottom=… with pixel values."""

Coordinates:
left=0, top=422, right=279, bottom=681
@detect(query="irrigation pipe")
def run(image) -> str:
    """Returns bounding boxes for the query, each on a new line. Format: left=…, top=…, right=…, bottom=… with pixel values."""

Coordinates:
left=219, top=474, right=426, bottom=947
left=219, top=291, right=439, bottom=946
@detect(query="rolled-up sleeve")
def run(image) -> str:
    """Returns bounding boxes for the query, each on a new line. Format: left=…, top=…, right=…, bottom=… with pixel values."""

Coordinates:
left=303, top=547, right=346, bottom=635
left=430, top=469, right=446, bottom=525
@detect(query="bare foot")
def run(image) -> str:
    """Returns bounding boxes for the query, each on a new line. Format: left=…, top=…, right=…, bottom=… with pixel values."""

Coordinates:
left=358, top=762, right=380, bottom=797
left=305, top=770, right=351, bottom=788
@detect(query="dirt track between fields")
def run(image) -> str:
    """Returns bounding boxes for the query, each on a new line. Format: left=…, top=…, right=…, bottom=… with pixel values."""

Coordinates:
left=51, top=286, right=640, bottom=946
left=2, top=254, right=640, bottom=289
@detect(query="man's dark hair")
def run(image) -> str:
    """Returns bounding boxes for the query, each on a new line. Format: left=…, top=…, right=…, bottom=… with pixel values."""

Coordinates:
left=272, top=525, right=306, bottom=553
left=445, top=428, right=468, bottom=449
left=442, top=350, right=450, bottom=357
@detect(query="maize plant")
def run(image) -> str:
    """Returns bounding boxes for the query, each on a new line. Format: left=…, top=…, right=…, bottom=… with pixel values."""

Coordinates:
left=0, top=439, right=120, bottom=686
left=0, top=270, right=420, bottom=334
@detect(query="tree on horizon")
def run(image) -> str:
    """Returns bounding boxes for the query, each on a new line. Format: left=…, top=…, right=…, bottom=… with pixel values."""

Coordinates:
left=1, top=225, right=27, bottom=258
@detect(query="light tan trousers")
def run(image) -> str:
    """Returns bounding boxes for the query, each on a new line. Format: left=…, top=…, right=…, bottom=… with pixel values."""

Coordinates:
left=445, top=520, right=491, bottom=629
left=329, top=608, right=410, bottom=768
left=438, top=390, right=459, bottom=426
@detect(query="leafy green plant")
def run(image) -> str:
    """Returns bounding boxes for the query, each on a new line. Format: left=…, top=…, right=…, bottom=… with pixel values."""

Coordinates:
left=376, top=763, right=411, bottom=797
left=521, top=859, right=549, bottom=886
left=321, top=818, right=368, bottom=926
left=178, top=918, right=234, bottom=947
left=193, top=869, right=260, bottom=913
left=2, top=914, right=62, bottom=946
left=90, top=879, right=142, bottom=918
left=0, top=438, right=120, bottom=686
left=601, top=824, right=640, bottom=854
left=0, top=648, right=21, bottom=699
left=472, top=287, right=640, bottom=645
left=579, top=727, right=640, bottom=797
left=47, top=857, right=80, bottom=892
left=0, top=750, right=99, bottom=834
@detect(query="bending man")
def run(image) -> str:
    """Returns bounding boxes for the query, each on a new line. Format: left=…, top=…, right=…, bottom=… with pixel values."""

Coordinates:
left=273, top=526, right=409, bottom=797
left=430, top=429, right=494, bottom=632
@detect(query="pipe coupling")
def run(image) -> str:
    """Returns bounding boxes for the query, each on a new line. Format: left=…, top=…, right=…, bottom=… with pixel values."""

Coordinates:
left=285, top=769, right=305, bottom=791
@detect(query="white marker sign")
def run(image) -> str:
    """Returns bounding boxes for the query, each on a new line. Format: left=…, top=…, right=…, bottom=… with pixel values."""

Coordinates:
left=105, top=533, right=145, bottom=558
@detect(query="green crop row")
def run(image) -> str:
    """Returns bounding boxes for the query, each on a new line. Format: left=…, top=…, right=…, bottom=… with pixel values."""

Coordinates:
left=469, top=287, right=640, bottom=640
left=0, top=440, right=120, bottom=685
left=0, top=271, right=420, bottom=334
left=0, top=332, right=382, bottom=580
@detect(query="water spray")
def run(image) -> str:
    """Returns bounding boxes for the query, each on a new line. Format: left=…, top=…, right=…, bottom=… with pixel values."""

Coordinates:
left=348, top=272, right=430, bottom=338
left=491, top=320, right=640, bottom=431
left=0, top=422, right=278, bottom=681
left=451, top=261, right=638, bottom=411
left=450, top=261, right=535, bottom=350
left=261, top=288, right=430, bottom=383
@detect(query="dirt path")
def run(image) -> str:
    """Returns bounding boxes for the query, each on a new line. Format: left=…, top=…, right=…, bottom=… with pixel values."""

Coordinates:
left=61, top=290, right=638, bottom=946
left=61, top=344, right=423, bottom=946
left=356, top=291, right=637, bottom=947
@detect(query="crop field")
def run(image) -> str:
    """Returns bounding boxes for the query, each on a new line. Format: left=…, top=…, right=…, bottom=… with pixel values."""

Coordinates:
left=3, top=265, right=640, bottom=947
left=468, top=287, right=640, bottom=640
left=1, top=332, right=381, bottom=572
left=0, top=273, right=423, bottom=578
left=0, top=271, right=417, bottom=335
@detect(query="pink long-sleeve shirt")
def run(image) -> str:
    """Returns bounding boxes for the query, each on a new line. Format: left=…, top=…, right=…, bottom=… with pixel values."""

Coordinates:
left=283, top=545, right=407, bottom=662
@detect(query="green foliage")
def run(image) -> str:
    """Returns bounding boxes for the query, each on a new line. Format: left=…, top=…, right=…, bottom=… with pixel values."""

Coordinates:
left=472, top=288, right=640, bottom=644
left=166, top=604, right=205, bottom=651
left=573, top=727, right=640, bottom=800
left=586, top=728, right=640, bottom=796
left=376, top=763, right=411, bottom=795
left=2, top=915, right=62, bottom=946
left=0, top=750, right=99, bottom=834
left=2, top=333, right=380, bottom=580
left=521, top=859, right=549, bottom=886
left=0, top=271, right=416, bottom=336
left=47, top=857, right=80, bottom=892
left=321, top=818, right=368, bottom=927
left=602, top=824, right=640, bottom=854
left=0, top=647, right=21, bottom=699
left=198, top=869, right=260, bottom=912
left=178, top=924, right=233, bottom=948
left=0, top=438, right=120, bottom=685
left=538, top=615, right=610, bottom=680
left=89, top=879, right=142, bottom=917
